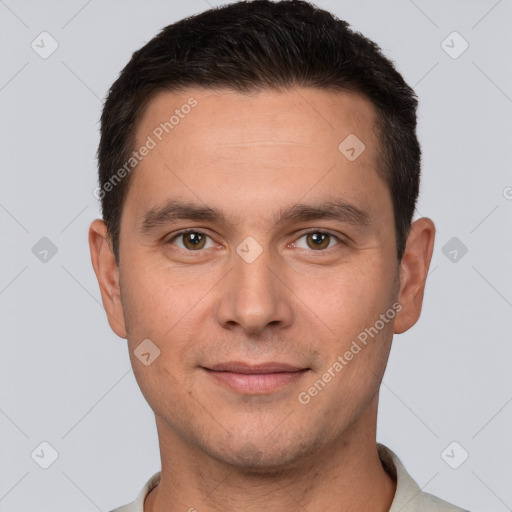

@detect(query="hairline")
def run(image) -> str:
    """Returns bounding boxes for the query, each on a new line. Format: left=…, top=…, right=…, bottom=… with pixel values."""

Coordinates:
left=110, top=84, right=396, bottom=264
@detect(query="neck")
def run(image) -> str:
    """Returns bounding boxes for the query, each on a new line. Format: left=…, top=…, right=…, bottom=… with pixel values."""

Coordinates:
left=145, top=400, right=396, bottom=512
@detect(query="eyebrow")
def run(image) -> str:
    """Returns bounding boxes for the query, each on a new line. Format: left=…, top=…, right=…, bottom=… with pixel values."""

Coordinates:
left=140, top=199, right=372, bottom=235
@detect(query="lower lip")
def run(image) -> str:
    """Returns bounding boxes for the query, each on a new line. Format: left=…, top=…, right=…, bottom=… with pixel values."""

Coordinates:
left=205, top=369, right=308, bottom=394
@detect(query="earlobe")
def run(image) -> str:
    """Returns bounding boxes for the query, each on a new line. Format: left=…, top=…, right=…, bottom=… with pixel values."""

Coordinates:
left=88, top=219, right=128, bottom=339
left=394, top=217, right=436, bottom=335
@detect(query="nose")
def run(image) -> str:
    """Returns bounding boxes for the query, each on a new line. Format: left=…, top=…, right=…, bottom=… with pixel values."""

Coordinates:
left=214, top=243, right=294, bottom=335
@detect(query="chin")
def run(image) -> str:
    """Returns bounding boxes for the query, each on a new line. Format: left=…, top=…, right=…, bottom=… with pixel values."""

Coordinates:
left=204, top=435, right=319, bottom=476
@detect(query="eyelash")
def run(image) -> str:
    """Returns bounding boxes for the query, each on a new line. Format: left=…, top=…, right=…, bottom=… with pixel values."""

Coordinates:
left=166, top=229, right=344, bottom=254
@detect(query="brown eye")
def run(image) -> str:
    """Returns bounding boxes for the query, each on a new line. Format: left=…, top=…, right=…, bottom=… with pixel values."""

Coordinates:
left=171, top=231, right=213, bottom=251
left=293, top=231, right=340, bottom=251
left=306, top=232, right=331, bottom=250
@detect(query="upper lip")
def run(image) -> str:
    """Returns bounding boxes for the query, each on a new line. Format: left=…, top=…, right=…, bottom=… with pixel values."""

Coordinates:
left=204, top=362, right=307, bottom=374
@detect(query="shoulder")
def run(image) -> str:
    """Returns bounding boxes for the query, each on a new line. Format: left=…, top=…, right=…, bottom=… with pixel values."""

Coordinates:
left=109, top=472, right=161, bottom=512
left=377, top=444, right=469, bottom=512
left=407, top=490, right=470, bottom=511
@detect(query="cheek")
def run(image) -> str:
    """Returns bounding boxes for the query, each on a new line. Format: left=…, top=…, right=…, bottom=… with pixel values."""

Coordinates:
left=120, top=259, right=213, bottom=384
left=120, top=257, right=192, bottom=338
left=129, top=352, right=200, bottom=441
left=295, top=262, right=396, bottom=428
left=293, top=256, right=396, bottom=343
left=121, top=267, right=200, bottom=409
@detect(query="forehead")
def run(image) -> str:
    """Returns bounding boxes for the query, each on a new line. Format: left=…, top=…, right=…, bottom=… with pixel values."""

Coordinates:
left=125, top=87, right=389, bottom=228
left=136, top=86, right=379, bottom=153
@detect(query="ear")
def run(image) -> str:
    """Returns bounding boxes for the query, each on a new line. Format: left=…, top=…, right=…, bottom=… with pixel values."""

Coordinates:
left=88, top=219, right=127, bottom=339
left=394, top=217, right=436, bottom=335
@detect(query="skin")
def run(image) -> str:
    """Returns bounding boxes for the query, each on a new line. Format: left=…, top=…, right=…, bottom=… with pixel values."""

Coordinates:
left=89, top=87, right=435, bottom=512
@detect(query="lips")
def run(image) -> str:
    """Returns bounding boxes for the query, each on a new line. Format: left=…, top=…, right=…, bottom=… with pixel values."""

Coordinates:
left=203, top=361, right=309, bottom=394
left=206, top=361, right=306, bottom=374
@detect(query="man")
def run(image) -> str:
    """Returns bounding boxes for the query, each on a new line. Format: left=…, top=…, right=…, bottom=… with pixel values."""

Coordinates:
left=89, top=1, right=468, bottom=511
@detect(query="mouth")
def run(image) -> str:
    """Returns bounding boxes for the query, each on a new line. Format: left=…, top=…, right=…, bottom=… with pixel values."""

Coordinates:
left=202, top=362, right=310, bottom=394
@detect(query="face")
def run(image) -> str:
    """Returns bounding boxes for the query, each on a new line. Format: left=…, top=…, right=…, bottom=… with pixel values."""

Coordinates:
left=90, top=87, right=433, bottom=471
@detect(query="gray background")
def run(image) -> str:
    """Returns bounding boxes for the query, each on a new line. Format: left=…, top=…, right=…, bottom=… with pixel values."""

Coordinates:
left=0, top=0, right=511, bottom=510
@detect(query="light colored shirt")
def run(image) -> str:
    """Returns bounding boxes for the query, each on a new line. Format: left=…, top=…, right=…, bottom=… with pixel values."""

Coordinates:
left=110, top=443, right=468, bottom=512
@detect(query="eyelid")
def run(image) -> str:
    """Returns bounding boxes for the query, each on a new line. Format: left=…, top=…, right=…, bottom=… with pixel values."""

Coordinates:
left=166, top=228, right=345, bottom=252
left=165, top=229, right=217, bottom=253
left=291, top=229, right=344, bottom=250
